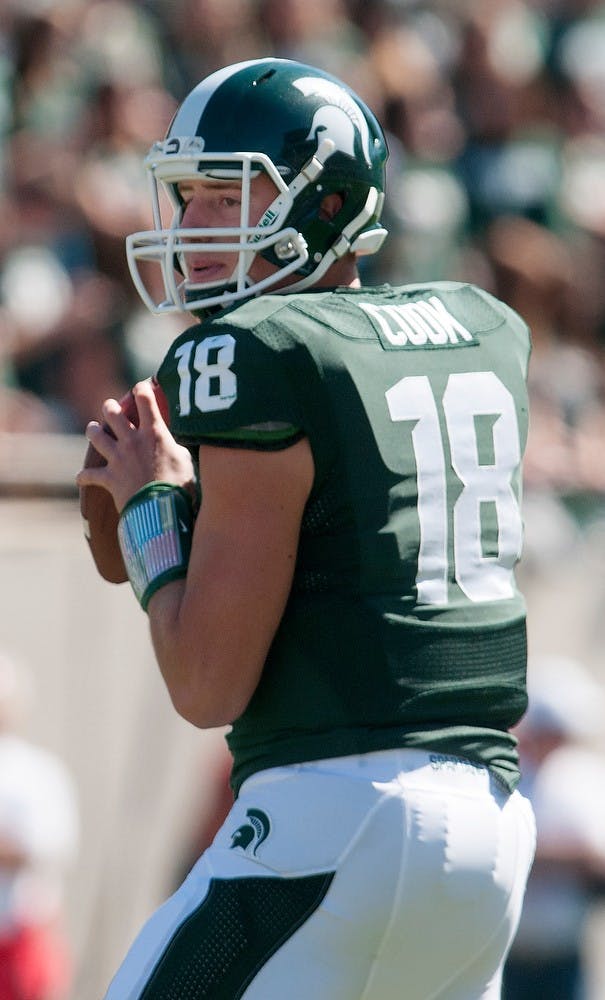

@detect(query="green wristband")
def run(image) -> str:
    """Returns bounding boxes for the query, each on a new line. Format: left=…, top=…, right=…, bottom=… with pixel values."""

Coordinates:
left=118, top=482, right=194, bottom=611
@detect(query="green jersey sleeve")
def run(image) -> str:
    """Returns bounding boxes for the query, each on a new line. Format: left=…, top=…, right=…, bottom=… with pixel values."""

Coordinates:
left=156, top=314, right=306, bottom=449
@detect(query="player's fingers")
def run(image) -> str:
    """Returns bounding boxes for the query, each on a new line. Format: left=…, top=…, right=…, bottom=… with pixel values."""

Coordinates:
left=76, top=463, right=111, bottom=490
left=131, top=379, right=161, bottom=429
left=84, top=420, right=117, bottom=461
left=101, top=396, right=138, bottom=438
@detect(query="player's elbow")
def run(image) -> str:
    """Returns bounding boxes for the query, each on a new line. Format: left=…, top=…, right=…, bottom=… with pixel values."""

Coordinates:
left=169, top=687, right=235, bottom=730
left=165, top=660, right=255, bottom=731
left=150, top=601, right=267, bottom=728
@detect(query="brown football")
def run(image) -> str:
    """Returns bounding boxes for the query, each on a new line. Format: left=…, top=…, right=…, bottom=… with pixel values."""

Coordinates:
left=79, top=376, right=170, bottom=582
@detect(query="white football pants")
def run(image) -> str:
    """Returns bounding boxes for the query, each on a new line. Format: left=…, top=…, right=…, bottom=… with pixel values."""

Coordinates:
left=104, top=748, right=535, bottom=999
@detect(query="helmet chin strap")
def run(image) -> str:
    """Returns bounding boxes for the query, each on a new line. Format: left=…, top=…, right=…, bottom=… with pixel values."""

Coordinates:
left=278, top=187, right=388, bottom=293
left=255, top=137, right=337, bottom=239
left=180, top=228, right=309, bottom=312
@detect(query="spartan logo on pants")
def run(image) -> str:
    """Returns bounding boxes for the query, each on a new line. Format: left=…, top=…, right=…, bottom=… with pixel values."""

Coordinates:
left=230, top=808, right=271, bottom=855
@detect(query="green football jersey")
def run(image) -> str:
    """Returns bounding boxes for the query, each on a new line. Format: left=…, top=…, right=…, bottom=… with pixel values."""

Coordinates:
left=156, top=281, right=531, bottom=794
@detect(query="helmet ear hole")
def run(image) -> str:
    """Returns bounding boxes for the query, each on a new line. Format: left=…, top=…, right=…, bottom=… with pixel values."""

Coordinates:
left=319, top=192, right=344, bottom=222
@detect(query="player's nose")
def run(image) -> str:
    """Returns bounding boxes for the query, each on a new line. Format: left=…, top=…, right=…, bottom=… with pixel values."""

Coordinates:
left=181, top=199, right=205, bottom=228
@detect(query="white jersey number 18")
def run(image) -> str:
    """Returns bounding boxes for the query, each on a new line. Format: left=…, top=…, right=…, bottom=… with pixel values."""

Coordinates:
left=386, top=371, right=523, bottom=605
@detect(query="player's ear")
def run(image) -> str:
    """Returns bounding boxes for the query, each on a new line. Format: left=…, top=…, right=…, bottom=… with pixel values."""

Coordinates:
left=319, top=193, right=344, bottom=221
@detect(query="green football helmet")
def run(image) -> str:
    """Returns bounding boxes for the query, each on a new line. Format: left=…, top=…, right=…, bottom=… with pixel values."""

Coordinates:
left=126, top=58, right=389, bottom=315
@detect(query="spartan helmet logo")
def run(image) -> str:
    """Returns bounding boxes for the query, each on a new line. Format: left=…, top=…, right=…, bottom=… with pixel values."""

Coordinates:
left=293, top=76, right=373, bottom=167
left=230, top=808, right=271, bottom=855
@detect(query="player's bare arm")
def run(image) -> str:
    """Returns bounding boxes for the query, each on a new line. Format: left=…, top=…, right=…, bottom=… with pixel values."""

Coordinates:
left=78, top=385, right=314, bottom=728
left=147, top=438, right=314, bottom=728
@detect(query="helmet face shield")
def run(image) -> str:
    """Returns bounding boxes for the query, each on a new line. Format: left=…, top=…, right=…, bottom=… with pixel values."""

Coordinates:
left=126, top=150, right=309, bottom=314
left=126, top=58, right=389, bottom=316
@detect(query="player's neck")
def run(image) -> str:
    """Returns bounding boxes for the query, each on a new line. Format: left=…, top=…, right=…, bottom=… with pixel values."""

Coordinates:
left=317, top=253, right=360, bottom=289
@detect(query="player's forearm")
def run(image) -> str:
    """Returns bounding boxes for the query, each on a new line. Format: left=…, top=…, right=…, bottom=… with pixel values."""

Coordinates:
left=146, top=575, right=269, bottom=729
left=127, top=441, right=311, bottom=728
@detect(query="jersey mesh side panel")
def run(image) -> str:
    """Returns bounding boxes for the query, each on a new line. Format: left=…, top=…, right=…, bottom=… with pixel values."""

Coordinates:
left=139, top=873, right=334, bottom=999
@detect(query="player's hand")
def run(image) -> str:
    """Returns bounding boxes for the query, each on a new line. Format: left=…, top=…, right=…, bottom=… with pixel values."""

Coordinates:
left=76, top=379, right=195, bottom=513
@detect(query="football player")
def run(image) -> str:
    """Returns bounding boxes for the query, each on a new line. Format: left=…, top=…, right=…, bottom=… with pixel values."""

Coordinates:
left=77, top=58, right=536, bottom=999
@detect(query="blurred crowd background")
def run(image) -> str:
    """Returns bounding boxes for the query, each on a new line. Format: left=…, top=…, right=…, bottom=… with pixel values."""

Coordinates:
left=0, top=0, right=605, bottom=504
left=3, top=1, right=605, bottom=998
left=2, top=0, right=605, bottom=508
